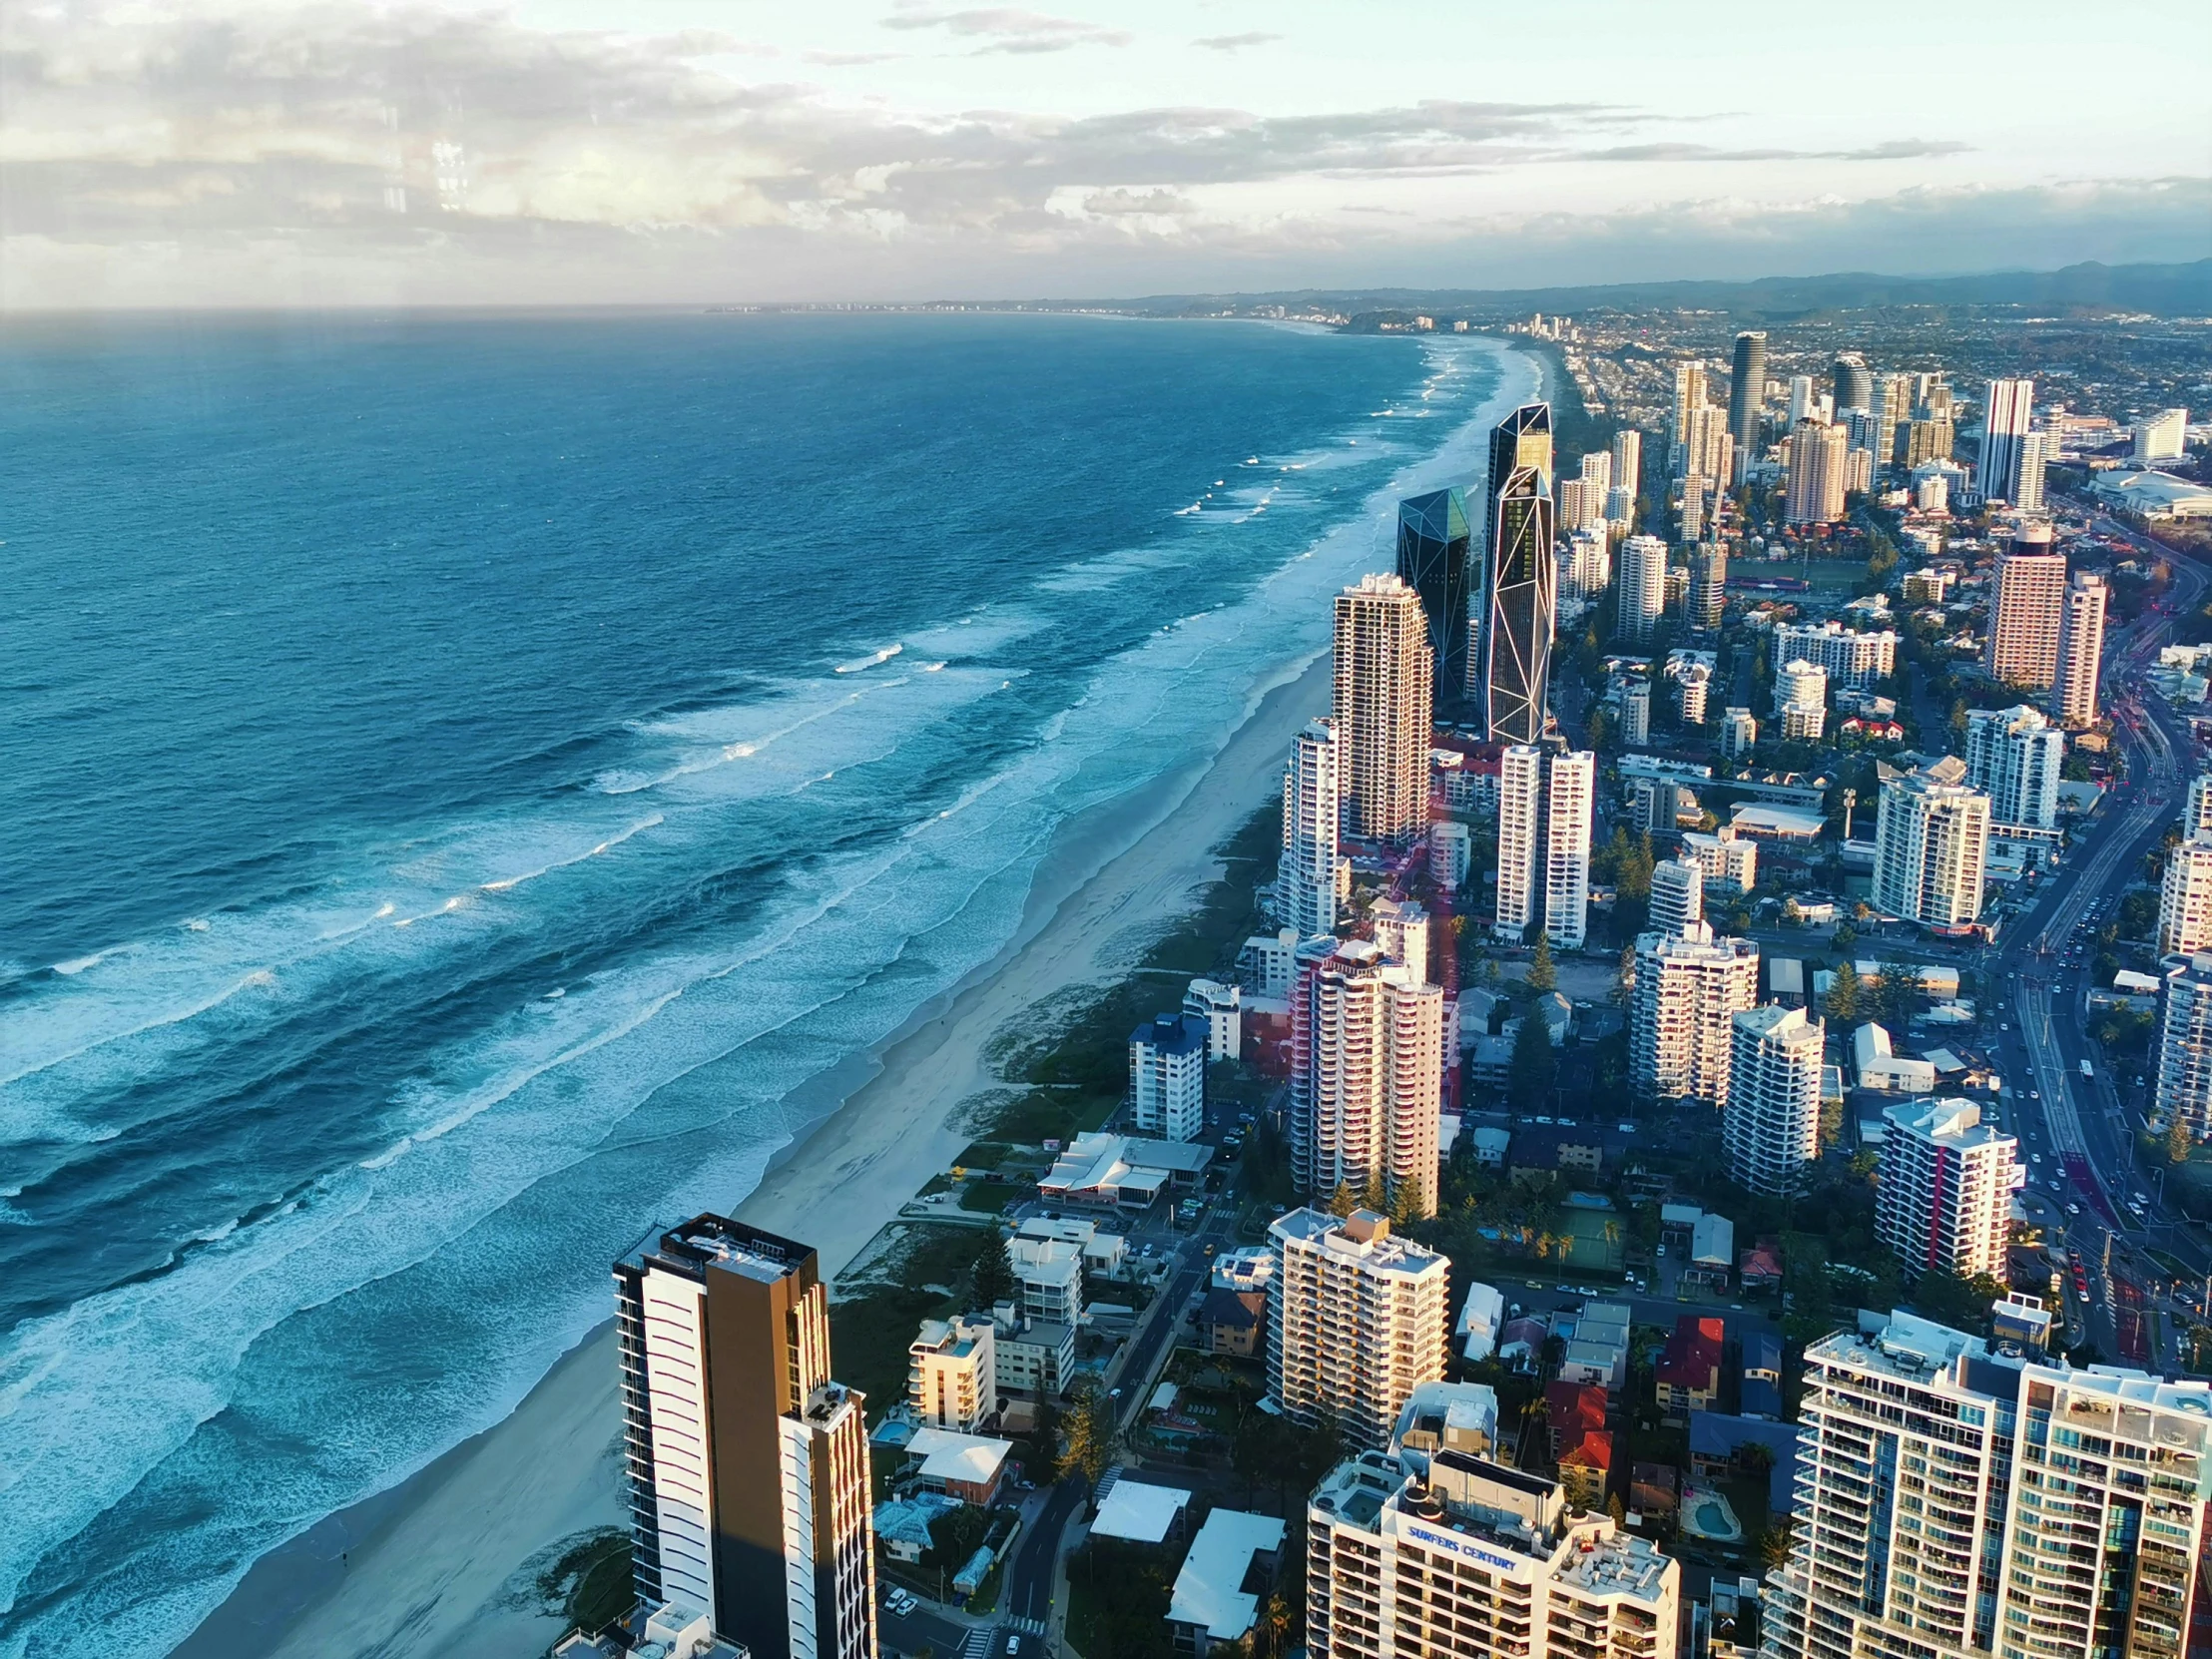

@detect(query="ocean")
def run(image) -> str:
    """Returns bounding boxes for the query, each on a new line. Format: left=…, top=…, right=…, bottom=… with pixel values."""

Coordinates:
left=0, top=309, right=1522, bottom=1655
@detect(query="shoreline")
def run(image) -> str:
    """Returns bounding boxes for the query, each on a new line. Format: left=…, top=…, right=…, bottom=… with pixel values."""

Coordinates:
left=174, top=334, right=1541, bottom=1659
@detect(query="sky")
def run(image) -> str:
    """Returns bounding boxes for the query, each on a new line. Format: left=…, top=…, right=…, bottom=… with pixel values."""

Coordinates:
left=3, top=0, right=2208, bottom=307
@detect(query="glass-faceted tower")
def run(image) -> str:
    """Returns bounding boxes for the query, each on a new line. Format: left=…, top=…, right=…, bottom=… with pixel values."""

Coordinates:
left=1473, top=402, right=1555, bottom=743
left=1394, top=487, right=1470, bottom=707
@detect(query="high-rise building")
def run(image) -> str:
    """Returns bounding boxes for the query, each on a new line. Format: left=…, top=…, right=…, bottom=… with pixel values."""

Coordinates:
left=1681, top=403, right=1731, bottom=490
left=1268, top=1208, right=1447, bottom=1447
left=1494, top=746, right=1593, bottom=948
left=1335, top=574, right=1434, bottom=843
left=2014, top=427, right=2049, bottom=513
left=1610, top=428, right=1642, bottom=509
left=2190, top=774, right=2212, bottom=835
left=1727, top=330, right=1766, bottom=485
left=1872, top=370, right=1912, bottom=470
left=1541, top=750, right=1594, bottom=950
left=2052, top=570, right=2107, bottom=728
left=1726, top=1005, right=1825, bottom=1196
left=1872, top=757, right=1990, bottom=929
left=1768, top=620, right=1897, bottom=688
left=1478, top=451, right=1556, bottom=744
left=1277, top=719, right=1342, bottom=935
left=1486, top=400, right=1554, bottom=505
left=1395, top=489, right=1471, bottom=707
left=1629, top=922, right=1760, bottom=1106
left=1670, top=361, right=1709, bottom=476
left=1677, top=473, right=1709, bottom=541
left=1621, top=677, right=1650, bottom=748
left=1616, top=533, right=1666, bottom=645
left=1554, top=476, right=1595, bottom=533
left=1687, top=544, right=1727, bottom=629
left=2154, top=952, right=2212, bottom=1144
left=907, top=1316, right=995, bottom=1432
left=1786, top=374, right=1816, bottom=430
left=1371, top=896, right=1430, bottom=985
left=2158, top=830, right=2212, bottom=956
left=1777, top=659, right=1827, bottom=742
left=1764, top=1310, right=2210, bottom=1659
left=1602, top=482, right=1635, bottom=531
left=1876, top=1098, right=2019, bottom=1278
left=1717, top=706, right=1757, bottom=761
left=1308, top=1450, right=1680, bottom=1659
left=1986, top=523, right=2068, bottom=689
left=1577, top=449, right=1611, bottom=501
left=1558, top=525, right=1609, bottom=602
left=1979, top=376, right=2036, bottom=503
left=1649, top=854, right=1704, bottom=938
left=1675, top=663, right=1709, bottom=726
left=2136, top=406, right=2190, bottom=462
left=1964, top=704, right=2063, bottom=829
left=1785, top=418, right=1849, bottom=525
left=1288, top=941, right=1444, bottom=1214
left=1832, top=352, right=1873, bottom=416
left=614, top=1217, right=876, bottom=1659
left=1129, top=1012, right=1208, bottom=1142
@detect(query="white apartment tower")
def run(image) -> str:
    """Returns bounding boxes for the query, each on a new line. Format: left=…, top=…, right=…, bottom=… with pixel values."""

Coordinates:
left=1309, top=1452, right=1680, bottom=1659
left=906, top=1316, right=995, bottom=1433
left=1370, top=896, right=1430, bottom=985
left=1786, top=418, right=1849, bottom=525
left=1872, top=757, right=1990, bottom=930
left=2136, top=407, right=2190, bottom=462
left=1335, top=574, right=1434, bottom=844
left=2158, top=830, right=2212, bottom=956
left=1622, top=677, right=1651, bottom=747
left=1495, top=746, right=1593, bottom=949
left=1778, top=659, right=1828, bottom=742
left=1964, top=704, right=2064, bottom=829
left=1289, top=941, right=1445, bottom=1217
left=1129, top=1013, right=1208, bottom=1142
left=1617, top=534, right=1667, bottom=645
left=1629, top=922, right=1760, bottom=1107
left=2154, top=953, right=2212, bottom=1144
left=1764, top=1310, right=2210, bottom=1659
left=1876, top=1097, right=2019, bottom=1278
left=1670, top=360, right=1709, bottom=476
left=1278, top=718, right=1344, bottom=936
left=1718, top=706, right=1757, bottom=762
left=2052, top=571, right=2108, bottom=728
left=1980, top=375, right=2036, bottom=503
left=1611, top=428, right=1642, bottom=507
left=1649, top=854, right=1704, bottom=938
left=1268, top=1208, right=1448, bottom=1449
left=614, top=1217, right=877, bottom=1659
left=1726, top=1005, right=1825, bottom=1196
left=1986, top=527, right=2068, bottom=690
left=2191, top=774, right=2212, bottom=836
left=1769, top=620, right=1897, bottom=688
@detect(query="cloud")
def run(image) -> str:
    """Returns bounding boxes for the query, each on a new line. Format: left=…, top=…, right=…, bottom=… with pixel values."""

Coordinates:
left=1193, top=33, right=1281, bottom=51
left=1574, top=138, right=1972, bottom=164
left=879, top=8, right=1133, bottom=52
left=804, top=50, right=908, bottom=66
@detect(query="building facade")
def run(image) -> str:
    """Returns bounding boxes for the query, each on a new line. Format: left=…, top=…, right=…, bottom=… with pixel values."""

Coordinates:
left=1876, top=1097, right=2019, bottom=1278
left=1727, top=330, right=1766, bottom=485
left=1616, top=534, right=1667, bottom=645
left=1495, top=746, right=1593, bottom=949
left=1480, top=464, right=1556, bottom=745
left=1395, top=488, right=1472, bottom=707
left=2052, top=571, right=2108, bottom=728
left=1130, top=1012, right=1208, bottom=1142
left=1872, top=758, right=1990, bottom=930
left=2154, top=953, right=2212, bottom=1144
left=1288, top=941, right=1445, bottom=1216
left=1980, top=376, right=2035, bottom=503
left=1964, top=704, right=2064, bottom=829
left=614, top=1217, right=877, bottom=1659
left=1277, top=719, right=1343, bottom=935
left=2159, top=830, right=2212, bottom=957
left=907, top=1317, right=996, bottom=1432
left=1985, top=527, right=2068, bottom=690
left=1786, top=418, right=1848, bottom=525
left=1629, top=922, right=1760, bottom=1107
left=1778, top=659, right=1828, bottom=742
left=1268, top=1209, right=1448, bottom=1449
left=1649, top=854, right=1704, bottom=938
left=1336, top=575, right=1434, bottom=844
left=1725, top=1005, right=1825, bottom=1196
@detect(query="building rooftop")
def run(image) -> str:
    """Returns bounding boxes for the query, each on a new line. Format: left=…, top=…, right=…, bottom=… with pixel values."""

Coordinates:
left=904, top=1426, right=1013, bottom=1486
left=1091, top=1477, right=1190, bottom=1544
left=1168, top=1509, right=1287, bottom=1641
left=628, top=1213, right=814, bottom=1285
left=1268, top=1207, right=1448, bottom=1281
left=1552, top=1528, right=1671, bottom=1601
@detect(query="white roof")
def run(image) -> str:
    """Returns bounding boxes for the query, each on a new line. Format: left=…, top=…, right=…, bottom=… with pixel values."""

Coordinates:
left=1456, top=1282, right=1507, bottom=1336
left=1731, top=803, right=1825, bottom=837
left=1150, top=1382, right=1180, bottom=1412
left=1168, top=1510, right=1288, bottom=1640
left=905, top=1427, right=1013, bottom=1486
left=1691, top=1213, right=1735, bottom=1266
left=1090, top=1478, right=1190, bottom=1544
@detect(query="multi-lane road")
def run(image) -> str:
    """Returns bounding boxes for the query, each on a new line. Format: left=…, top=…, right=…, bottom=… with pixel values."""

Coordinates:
left=1985, top=508, right=2208, bottom=1369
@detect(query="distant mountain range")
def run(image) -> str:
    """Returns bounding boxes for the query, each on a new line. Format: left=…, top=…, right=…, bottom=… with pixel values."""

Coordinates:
left=1088, top=260, right=2212, bottom=322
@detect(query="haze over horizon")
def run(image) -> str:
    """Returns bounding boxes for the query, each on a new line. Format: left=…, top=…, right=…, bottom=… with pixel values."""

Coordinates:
left=4, top=0, right=2209, bottom=308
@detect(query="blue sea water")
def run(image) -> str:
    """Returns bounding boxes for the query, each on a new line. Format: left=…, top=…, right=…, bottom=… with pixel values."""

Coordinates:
left=0, top=309, right=1524, bottom=1655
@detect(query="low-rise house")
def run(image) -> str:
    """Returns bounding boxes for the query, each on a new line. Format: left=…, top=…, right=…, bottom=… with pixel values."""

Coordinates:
left=873, top=1491, right=963, bottom=1563
left=1686, top=1214, right=1735, bottom=1289
left=1456, top=1281, right=1507, bottom=1363
left=1199, top=1287, right=1266, bottom=1359
left=1687, top=1414, right=1804, bottom=1516
left=902, top=1426, right=1015, bottom=1505
left=1738, top=1239, right=1784, bottom=1291
left=1557, top=1429, right=1613, bottom=1509
left=1166, top=1510, right=1287, bottom=1659
left=1545, top=1381, right=1608, bottom=1458
left=1656, top=1316, right=1726, bottom=1420
left=1091, top=1476, right=1191, bottom=1547
left=1630, top=1461, right=1680, bottom=1520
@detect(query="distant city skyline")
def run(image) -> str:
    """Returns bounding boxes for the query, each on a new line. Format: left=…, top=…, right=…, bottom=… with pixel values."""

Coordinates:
left=4, top=0, right=2206, bottom=307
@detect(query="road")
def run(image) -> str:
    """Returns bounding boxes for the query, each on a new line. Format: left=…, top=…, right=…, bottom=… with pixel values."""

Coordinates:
left=1982, top=503, right=2209, bottom=1370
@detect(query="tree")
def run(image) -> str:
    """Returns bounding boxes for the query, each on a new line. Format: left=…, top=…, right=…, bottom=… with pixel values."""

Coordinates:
left=1782, top=895, right=1804, bottom=926
left=1389, top=1173, right=1428, bottom=1227
left=1328, top=1180, right=1360, bottom=1218
left=1058, top=1380, right=1116, bottom=1492
left=1528, top=930, right=1557, bottom=991
left=1607, top=1493, right=1628, bottom=1527
left=1759, top=1518, right=1799, bottom=1572
left=2170, top=1111, right=2194, bottom=1168
left=971, top=1228, right=1014, bottom=1312
left=1359, top=1169, right=1389, bottom=1214
left=1824, top=961, right=1860, bottom=1024
left=1614, top=944, right=1635, bottom=1005
left=1833, top=922, right=1858, bottom=953
left=1508, top=1013, right=1557, bottom=1112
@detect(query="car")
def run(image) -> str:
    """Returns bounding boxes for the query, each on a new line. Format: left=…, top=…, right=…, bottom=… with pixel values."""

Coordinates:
left=2032, top=1154, right=2043, bottom=1164
left=2066, top=1203, right=2081, bottom=1217
left=1008, top=1639, right=1022, bottom=1656
left=2001, top=1023, right=2011, bottom=1031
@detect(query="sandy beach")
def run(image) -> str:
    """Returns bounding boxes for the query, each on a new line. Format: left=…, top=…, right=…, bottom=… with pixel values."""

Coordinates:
left=180, top=642, right=1342, bottom=1659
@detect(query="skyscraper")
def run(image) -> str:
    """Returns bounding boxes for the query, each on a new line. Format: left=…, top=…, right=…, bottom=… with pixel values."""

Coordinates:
left=1615, top=534, right=1666, bottom=645
left=1288, top=940, right=1444, bottom=1214
left=1784, top=418, right=1848, bottom=525
left=1478, top=461, right=1555, bottom=744
left=1268, top=1208, right=1447, bottom=1447
left=2154, top=952, right=2212, bottom=1144
left=1979, top=376, right=2035, bottom=502
left=1687, top=544, right=1727, bottom=629
left=1872, top=370, right=1912, bottom=469
left=1610, top=427, right=1642, bottom=507
left=1875, top=1098, right=2019, bottom=1279
left=2014, top=427, right=2049, bottom=513
left=1872, top=758, right=1990, bottom=929
left=1335, top=574, right=1433, bottom=843
left=1493, top=746, right=1545, bottom=939
left=2137, top=407, right=2191, bottom=461
left=1727, top=1005, right=1825, bottom=1196
left=1985, top=524, right=2068, bottom=689
left=1649, top=854, right=1704, bottom=938
left=615, top=1217, right=877, bottom=1659
left=1727, top=330, right=1766, bottom=485
left=1277, top=719, right=1342, bottom=935
left=1669, top=362, right=1708, bottom=476
left=2158, top=830, right=2212, bottom=956
left=1764, top=1311, right=2210, bottom=1659
left=1963, top=704, right=2063, bottom=829
left=2188, top=773, right=2212, bottom=835
left=1541, top=750, right=1594, bottom=950
left=2053, top=571, right=2108, bottom=727
left=1831, top=351, right=1872, bottom=416
left=1394, top=489, right=1471, bottom=707
left=1495, top=746, right=1593, bottom=948
left=1629, top=922, right=1760, bottom=1107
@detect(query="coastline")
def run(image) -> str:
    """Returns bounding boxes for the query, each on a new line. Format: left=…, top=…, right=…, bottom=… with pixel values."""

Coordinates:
left=174, top=334, right=1543, bottom=1659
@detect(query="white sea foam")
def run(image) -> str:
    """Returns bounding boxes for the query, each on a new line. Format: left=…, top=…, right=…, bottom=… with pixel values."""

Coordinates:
left=833, top=643, right=902, bottom=674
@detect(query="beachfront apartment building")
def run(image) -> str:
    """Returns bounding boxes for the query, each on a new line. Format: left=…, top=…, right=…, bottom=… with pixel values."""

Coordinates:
left=907, top=1316, right=996, bottom=1433
left=1129, top=1012, right=1207, bottom=1142
left=1277, top=718, right=1344, bottom=936
left=1308, top=1450, right=1678, bottom=1659
left=1763, top=1308, right=2210, bottom=1659
left=612, top=1215, right=876, bottom=1659
left=1335, top=574, right=1433, bottom=844
left=1629, top=922, right=1759, bottom=1108
left=1007, top=1233, right=1084, bottom=1327
left=1268, top=1209, right=1447, bottom=1450
left=1876, top=1097, right=2020, bottom=1280
left=1288, top=939, right=1444, bottom=1218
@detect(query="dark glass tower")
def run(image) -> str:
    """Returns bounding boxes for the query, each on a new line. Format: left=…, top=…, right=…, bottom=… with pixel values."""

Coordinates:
left=1833, top=353, right=1873, bottom=414
left=1484, top=401, right=1554, bottom=507
left=1395, top=488, right=1471, bottom=705
left=1480, top=465, right=1555, bottom=745
left=1728, top=330, right=1766, bottom=479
